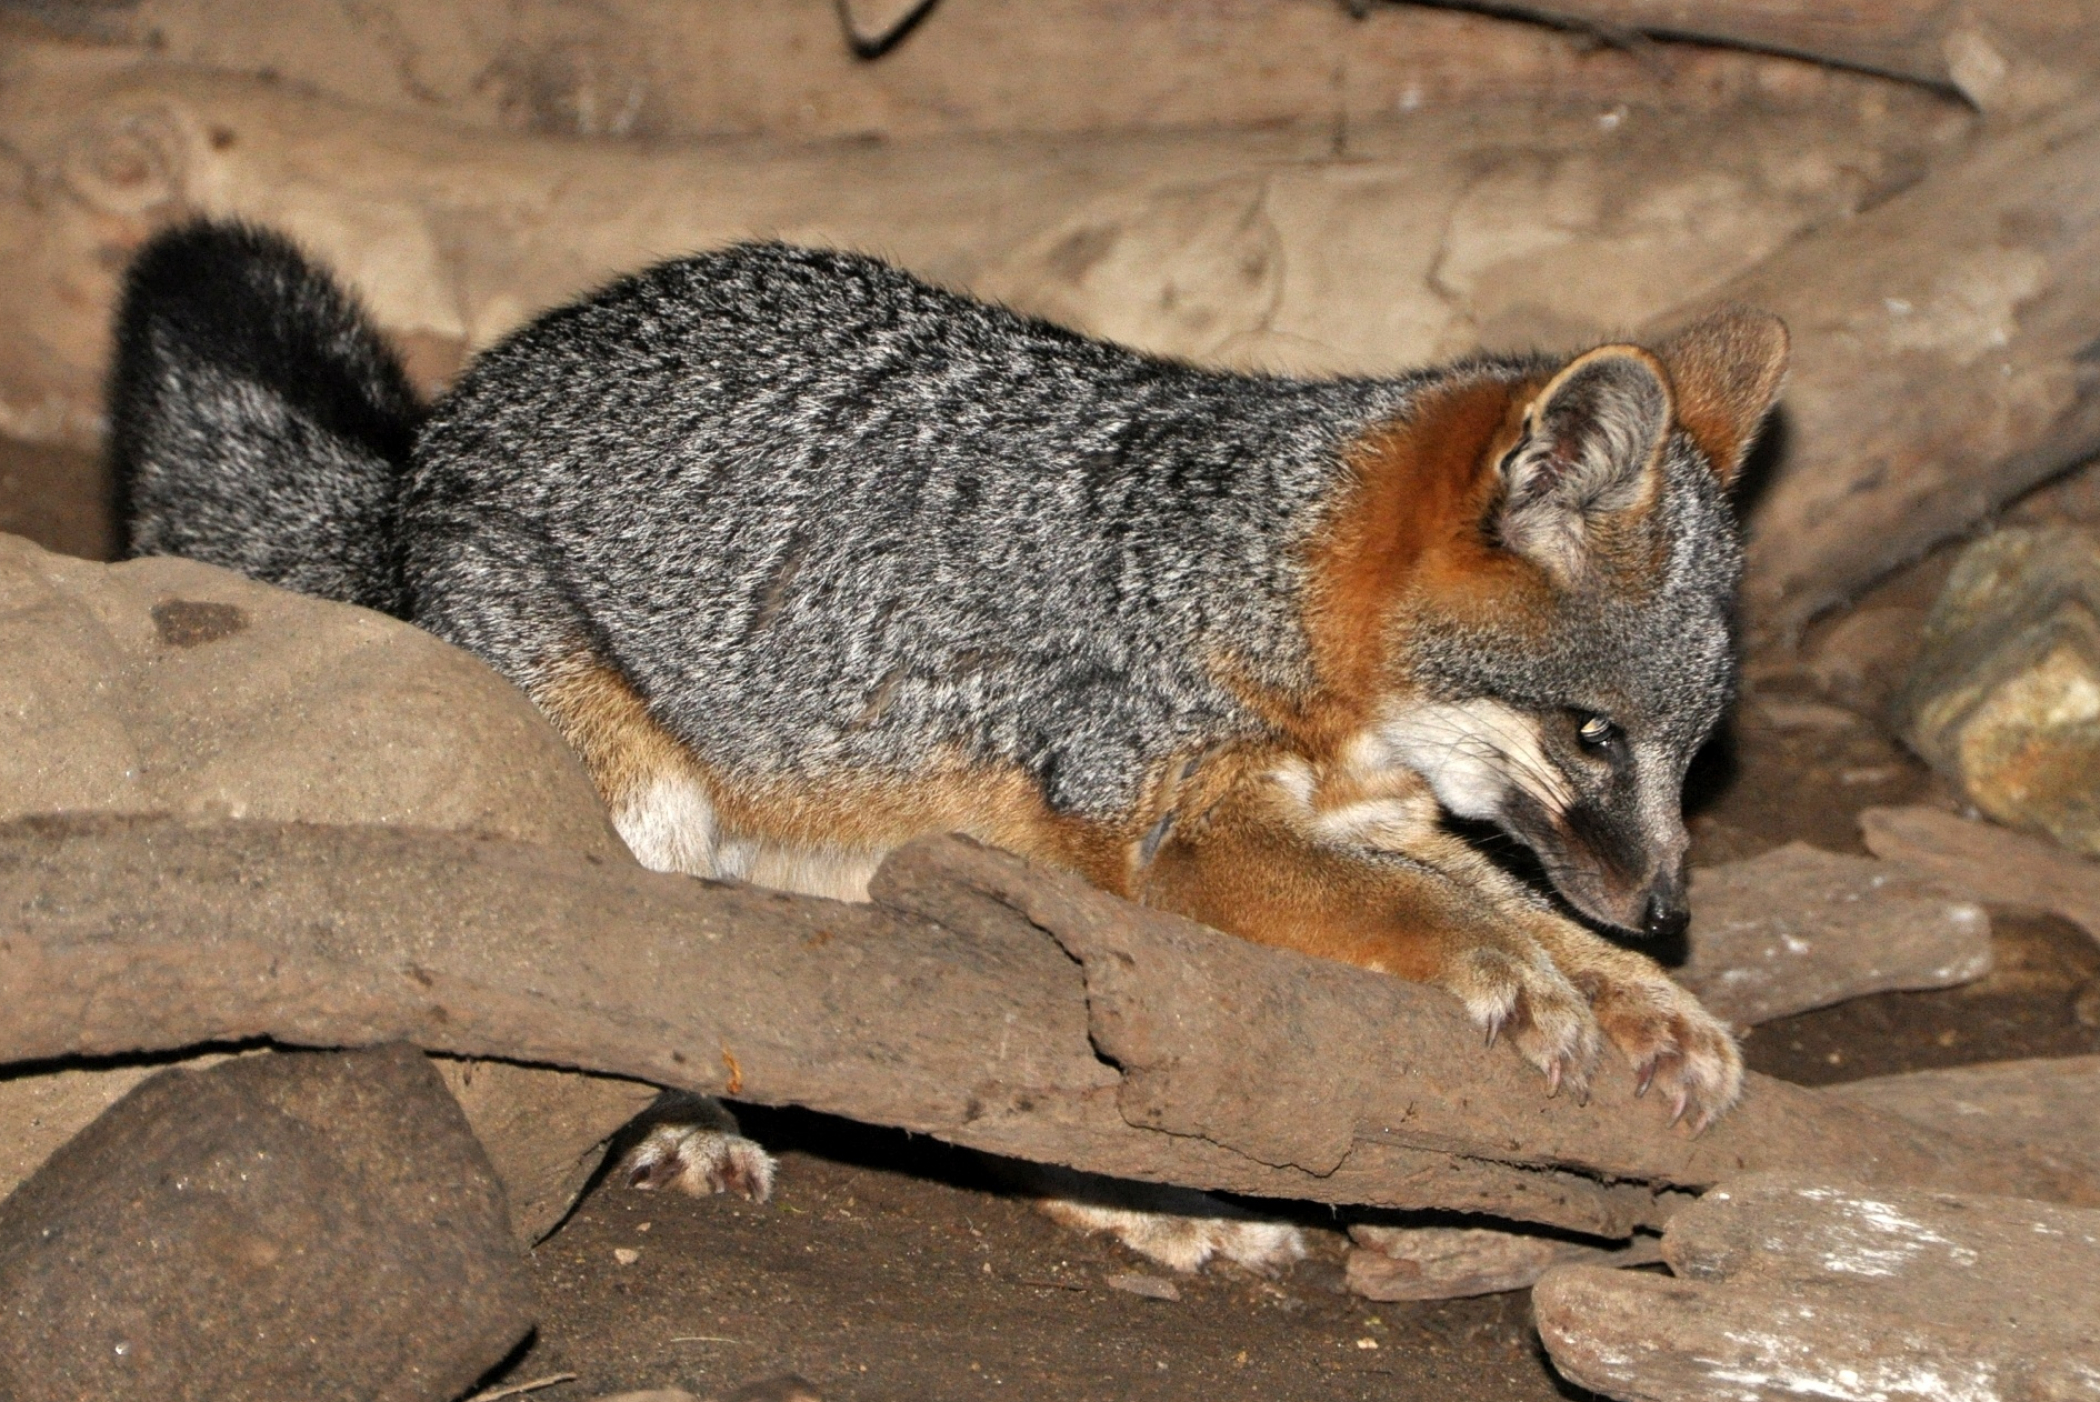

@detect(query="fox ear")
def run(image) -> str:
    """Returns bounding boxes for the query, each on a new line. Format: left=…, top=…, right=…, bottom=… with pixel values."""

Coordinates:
left=1656, top=305, right=1788, bottom=486
left=1495, top=346, right=1672, bottom=580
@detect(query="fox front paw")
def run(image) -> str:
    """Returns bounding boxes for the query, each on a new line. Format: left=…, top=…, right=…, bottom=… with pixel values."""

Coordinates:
left=1587, top=969, right=1743, bottom=1132
left=1441, top=945, right=1604, bottom=1102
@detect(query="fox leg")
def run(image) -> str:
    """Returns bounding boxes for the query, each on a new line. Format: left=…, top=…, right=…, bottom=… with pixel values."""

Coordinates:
left=1134, top=755, right=1742, bottom=1127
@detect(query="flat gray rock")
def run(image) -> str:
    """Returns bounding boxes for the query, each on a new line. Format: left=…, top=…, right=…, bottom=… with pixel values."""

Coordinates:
left=1828, top=1053, right=2100, bottom=1184
left=0, top=1044, right=534, bottom=1402
left=1862, top=803, right=2100, bottom=942
left=1535, top=1171, right=2100, bottom=1401
left=1679, top=841, right=1991, bottom=1027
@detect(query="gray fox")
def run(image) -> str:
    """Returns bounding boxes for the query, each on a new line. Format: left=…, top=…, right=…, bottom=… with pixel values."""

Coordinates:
left=112, top=223, right=1783, bottom=1221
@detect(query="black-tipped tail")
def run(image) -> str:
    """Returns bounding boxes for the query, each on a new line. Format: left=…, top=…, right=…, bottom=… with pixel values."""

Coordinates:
left=108, top=221, right=419, bottom=613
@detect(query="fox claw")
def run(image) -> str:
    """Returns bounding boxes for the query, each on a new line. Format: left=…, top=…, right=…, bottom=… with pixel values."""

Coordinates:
left=1589, top=969, right=1743, bottom=1133
left=1443, top=946, right=1602, bottom=1103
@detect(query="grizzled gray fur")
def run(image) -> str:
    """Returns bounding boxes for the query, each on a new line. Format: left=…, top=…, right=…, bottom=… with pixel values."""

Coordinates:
left=412, top=243, right=1430, bottom=818
left=112, top=226, right=1738, bottom=837
left=110, top=223, right=417, bottom=615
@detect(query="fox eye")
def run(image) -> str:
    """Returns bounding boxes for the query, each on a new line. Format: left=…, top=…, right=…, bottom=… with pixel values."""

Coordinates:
left=1574, top=712, right=1619, bottom=754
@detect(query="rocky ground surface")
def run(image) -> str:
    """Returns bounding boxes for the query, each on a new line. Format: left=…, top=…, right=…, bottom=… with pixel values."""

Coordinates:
left=7, top=434, right=2100, bottom=1402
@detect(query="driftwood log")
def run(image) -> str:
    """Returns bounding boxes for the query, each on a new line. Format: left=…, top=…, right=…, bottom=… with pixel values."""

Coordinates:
left=1668, top=93, right=2100, bottom=638
left=0, top=19, right=1951, bottom=450
left=1423, top=0, right=2100, bottom=109
left=3, top=814, right=2090, bottom=1239
left=8, top=0, right=1896, bottom=146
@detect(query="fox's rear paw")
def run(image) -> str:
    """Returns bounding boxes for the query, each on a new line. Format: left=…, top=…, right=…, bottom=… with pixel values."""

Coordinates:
left=622, top=1122, right=776, bottom=1201
left=1441, top=945, right=1603, bottom=1101
left=996, top=1162, right=1306, bottom=1276
left=1037, top=1196, right=1307, bottom=1275
left=1588, top=971, right=1743, bottom=1132
left=617, top=1090, right=776, bottom=1202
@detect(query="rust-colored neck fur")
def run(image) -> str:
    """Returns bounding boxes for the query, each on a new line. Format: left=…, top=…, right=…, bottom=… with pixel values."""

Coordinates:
left=1285, top=377, right=1541, bottom=755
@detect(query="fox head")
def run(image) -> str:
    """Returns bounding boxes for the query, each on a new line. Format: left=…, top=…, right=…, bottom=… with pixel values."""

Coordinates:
left=1331, top=307, right=1788, bottom=939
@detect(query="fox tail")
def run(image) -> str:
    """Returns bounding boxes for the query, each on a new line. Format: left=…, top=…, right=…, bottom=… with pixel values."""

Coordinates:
left=108, top=221, right=419, bottom=614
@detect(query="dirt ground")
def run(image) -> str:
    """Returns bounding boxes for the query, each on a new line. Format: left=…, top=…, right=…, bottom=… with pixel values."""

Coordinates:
left=7, top=433, right=2099, bottom=1401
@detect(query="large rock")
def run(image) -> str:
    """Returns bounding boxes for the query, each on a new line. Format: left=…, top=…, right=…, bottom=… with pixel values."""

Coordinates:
left=0, top=1045, right=534, bottom=1402
left=0, top=533, right=653, bottom=1240
left=0, top=533, right=620, bottom=845
left=1897, top=526, right=2100, bottom=857
left=1535, top=1171, right=2100, bottom=1402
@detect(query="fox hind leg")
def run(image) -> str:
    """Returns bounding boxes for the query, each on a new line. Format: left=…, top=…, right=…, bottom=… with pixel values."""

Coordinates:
left=527, top=658, right=783, bottom=1199
left=995, top=1162, right=1307, bottom=1276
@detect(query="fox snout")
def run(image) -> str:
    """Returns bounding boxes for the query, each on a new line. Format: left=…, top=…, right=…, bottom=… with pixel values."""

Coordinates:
left=1636, top=861, right=1689, bottom=941
left=1545, top=808, right=1690, bottom=941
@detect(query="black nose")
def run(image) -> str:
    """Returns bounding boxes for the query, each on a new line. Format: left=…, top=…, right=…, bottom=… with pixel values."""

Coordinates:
left=1642, top=896, right=1689, bottom=942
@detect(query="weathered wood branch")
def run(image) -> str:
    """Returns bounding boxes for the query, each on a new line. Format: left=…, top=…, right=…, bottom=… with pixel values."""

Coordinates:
left=1666, top=95, right=2100, bottom=639
left=0, top=22, right=1952, bottom=449
left=1414, top=0, right=2099, bottom=108
left=3, top=814, right=2088, bottom=1237
left=4, top=0, right=1889, bottom=146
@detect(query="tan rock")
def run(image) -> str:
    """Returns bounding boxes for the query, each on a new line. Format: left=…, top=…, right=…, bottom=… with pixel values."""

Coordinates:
left=1896, top=526, right=2100, bottom=856
left=0, top=534, right=650, bottom=1240
left=0, top=534, right=622, bottom=845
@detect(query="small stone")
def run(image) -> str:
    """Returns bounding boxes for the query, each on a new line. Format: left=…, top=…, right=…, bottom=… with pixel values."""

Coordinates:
left=613, top=1247, right=641, bottom=1265
left=1345, top=1223, right=1657, bottom=1302
left=1104, top=1271, right=1182, bottom=1301
left=1896, top=526, right=2100, bottom=856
